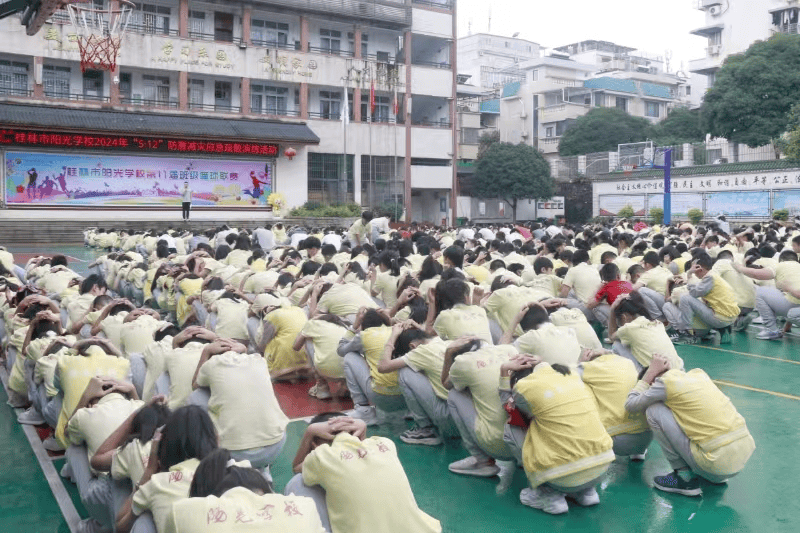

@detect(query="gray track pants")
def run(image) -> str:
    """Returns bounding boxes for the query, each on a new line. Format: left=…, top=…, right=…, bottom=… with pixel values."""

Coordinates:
left=284, top=474, right=331, bottom=533
left=755, top=286, right=800, bottom=333
left=639, top=287, right=666, bottom=321
left=398, top=367, right=456, bottom=437
left=448, top=388, right=513, bottom=462
left=678, top=294, right=735, bottom=333
left=342, top=353, right=406, bottom=412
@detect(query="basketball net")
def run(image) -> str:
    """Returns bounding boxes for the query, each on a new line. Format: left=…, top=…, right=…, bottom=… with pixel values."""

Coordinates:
left=66, top=0, right=134, bottom=72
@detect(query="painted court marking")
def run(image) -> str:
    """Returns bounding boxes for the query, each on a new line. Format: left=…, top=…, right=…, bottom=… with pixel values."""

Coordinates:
left=713, top=379, right=800, bottom=401
left=691, top=345, right=800, bottom=366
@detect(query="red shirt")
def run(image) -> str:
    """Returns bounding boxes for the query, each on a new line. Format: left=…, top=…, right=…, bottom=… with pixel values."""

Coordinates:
left=633, top=222, right=649, bottom=232
left=595, top=280, right=633, bottom=305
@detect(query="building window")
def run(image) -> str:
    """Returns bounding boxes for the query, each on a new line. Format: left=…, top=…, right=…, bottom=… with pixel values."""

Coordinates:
left=119, top=72, right=132, bottom=100
left=43, top=65, right=70, bottom=98
left=308, top=153, right=354, bottom=204
left=545, top=126, right=554, bottom=138
left=531, top=69, right=539, bottom=82
left=594, top=93, right=604, bottom=107
left=615, top=97, right=627, bottom=112
left=214, top=81, right=232, bottom=110
left=645, top=101, right=660, bottom=118
left=251, top=84, right=288, bottom=115
left=320, top=29, right=341, bottom=54
left=347, top=32, right=368, bottom=57
left=361, top=155, right=403, bottom=208
left=144, top=74, right=170, bottom=104
left=371, top=95, right=390, bottom=122
left=685, top=86, right=692, bottom=96
left=319, top=90, right=341, bottom=119
left=82, top=70, right=104, bottom=100
left=251, top=19, right=289, bottom=47
left=460, top=127, right=480, bottom=145
left=188, top=79, right=204, bottom=107
left=0, top=60, right=29, bottom=96
left=214, top=11, right=234, bottom=42
left=188, top=10, right=205, bottom=38
left=133, top=3, right=171, bottom=34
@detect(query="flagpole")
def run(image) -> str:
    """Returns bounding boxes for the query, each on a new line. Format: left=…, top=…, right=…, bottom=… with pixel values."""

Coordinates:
left=341, top=75, right=350, bottom=205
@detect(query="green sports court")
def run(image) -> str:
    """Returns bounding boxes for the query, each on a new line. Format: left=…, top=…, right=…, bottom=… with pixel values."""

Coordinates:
left=1, top=245, right=797, bottom=533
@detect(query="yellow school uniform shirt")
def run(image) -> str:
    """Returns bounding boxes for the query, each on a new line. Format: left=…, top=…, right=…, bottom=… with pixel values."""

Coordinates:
left=775, top=261, right=800, bottom=304
left=225, top=249, right=251, bottom=268
left=132, top=458, right=199, bottom=533
left=120, top=315, right=169, bottom=356
left=111, top=438, right=151, bottom=485
left=402, top=337, right=450, bottom=400
left=637, top=265, right=672, bottom=296
left=374, top=271, right=399, bottom=307
left=361, top=326, right=400, bottom=395
left=196, top=351, right=289, bottom=451
left=700, top=272, right=740, bottom=319
left=243, top=271, right=279, bottom=294
left=613, top=256, right=637, bottom=279
left=579, top=354, right=648, bottom=436
left=317, top=283, right=378, bottom=317
left=301, top=433, right=441, bottom=533
left=55, top=346, right=131, bottom=447
left=563, top=262, right=602, bottom=304
left=515, top=364, right=614, bottom=488
left=300, top=319, right=349, bottom=380
left=67, top=393, right=144, bottom=470
left=522, top=272, right=562, bottom=297
left=516, top=323, right=582, bottom=367
left=615, top=316, right=684, bottom=370
left=99, top=312, right=129, bottom=348
left=464, top=264, right=490, bottom=284
left=176, top=277, right=204, bottom=326
left=589, top=243, right=618, bottom=265
left=212, top=298, right=250, bottom=341
left=484, top=286, right=551, bottom=337
left=171, top=487, right=325, bottom=533
left=67, top=293, right=95, bottom=327
left=165, top=342, right=206, bottom=409
left=659, top=369, right=755, bottom=475
left=263, top=307, right=308, bottom=378
left=549, top=308, right=603, bottom=349
left=712, top=259, right=756, bottom=309
left=141, top=336, right=173, bottom=402
left=448, top=344, right=516, bottom=458
left=433, top=304, right=493, bottom=344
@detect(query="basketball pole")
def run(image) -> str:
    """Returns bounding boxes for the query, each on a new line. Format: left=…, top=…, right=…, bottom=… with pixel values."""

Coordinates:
left=653, top=149, right=672, bottom=225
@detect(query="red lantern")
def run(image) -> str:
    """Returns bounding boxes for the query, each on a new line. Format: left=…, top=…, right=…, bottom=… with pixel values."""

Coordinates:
left=284, top=147, right=297, bottom=160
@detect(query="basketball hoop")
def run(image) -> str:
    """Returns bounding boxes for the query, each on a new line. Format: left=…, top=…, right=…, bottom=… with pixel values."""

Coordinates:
left=66, top=0, right=135, bottom=73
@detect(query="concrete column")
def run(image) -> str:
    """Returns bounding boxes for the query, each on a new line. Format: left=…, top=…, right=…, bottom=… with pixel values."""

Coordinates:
left=300, top=16, right=309, bottom=53
left=450, top=2, right=458, bottom=225
left=354, top=27, right=362, bottom=59
left=300, top=82, right=308, bottom=119
left=179, top=0, right=188, bottom=39
left=242, top=5, right=252, bottom=46
left=354, top=89, right=362, bottom=122
left=241, top=77, right=250, bottom=114
left=109, top=67, right=120, bottom=105
left=178, top=71, right=188, bottom=111
left=33, top=56, right=44, bottom=99
left=404, top=30, right=412, bottom=223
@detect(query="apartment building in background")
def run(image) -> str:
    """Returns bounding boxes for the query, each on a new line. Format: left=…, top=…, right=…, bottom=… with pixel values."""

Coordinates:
left=0, top=0, right=458, bottom=224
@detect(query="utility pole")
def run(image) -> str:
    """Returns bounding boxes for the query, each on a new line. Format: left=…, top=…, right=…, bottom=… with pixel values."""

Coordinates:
left=653, top=149, right=672, bottom=224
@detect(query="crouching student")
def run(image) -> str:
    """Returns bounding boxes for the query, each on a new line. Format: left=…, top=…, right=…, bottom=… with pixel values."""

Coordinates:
left=577, top=349, right=652, bottom=459
left=500, top=354, right=614, bottom=515
left=500, top=300, right=582, bottom=367
left=285, top=412, right=442, bottom=533
left=376, top=321, right=456, bottom=446
left=443, top=337, right=517, bottom=492
left=338, top=308, right=406, bottom=426
left=170, top=448, right=325, bottom=532
left=625, top=354, right=755, bottom=497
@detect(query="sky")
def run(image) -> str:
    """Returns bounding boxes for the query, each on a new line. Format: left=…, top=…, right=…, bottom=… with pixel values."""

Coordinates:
left=457, top=0, right=708, bottom=74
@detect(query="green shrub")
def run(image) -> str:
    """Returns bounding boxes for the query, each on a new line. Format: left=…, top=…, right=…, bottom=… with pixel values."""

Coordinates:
left=373, top=202, right=403, bottom=222
left=773, top=208, right=789, bottom=221
left=617, top=205, right=635, bottom=219
left=289, top=202, right=361, bottom=218
left=649, top=207, right=664, bottom=225
left=687, top=208, right=704, bottom=225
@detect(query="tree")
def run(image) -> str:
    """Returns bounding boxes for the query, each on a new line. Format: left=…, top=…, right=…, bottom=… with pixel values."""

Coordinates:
left=701, top=33, right=800, bottom=148
left=558, top=107, right=652, bottom=156
left=778, top=103, right=800, bottom=161
left=473, top=142, right=555, bottom=222
left=477, top=130, right=500, bottom=160
left=651, top=107, right=705, bottom=146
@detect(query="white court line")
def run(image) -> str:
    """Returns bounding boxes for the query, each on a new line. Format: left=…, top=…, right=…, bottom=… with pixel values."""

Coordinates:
left=0, top=366, right=81, bottom=533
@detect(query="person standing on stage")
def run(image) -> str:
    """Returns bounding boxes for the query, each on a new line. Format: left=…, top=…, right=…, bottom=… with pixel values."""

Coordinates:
left=181, top=181, right=192, bottom=222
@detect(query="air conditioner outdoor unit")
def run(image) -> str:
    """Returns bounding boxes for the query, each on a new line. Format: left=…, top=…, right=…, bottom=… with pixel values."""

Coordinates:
left=520, top=131, right=529, bottom=138
left=709, top=44, right=722, bottom=56
left=709, top=5, right=721, bottom=16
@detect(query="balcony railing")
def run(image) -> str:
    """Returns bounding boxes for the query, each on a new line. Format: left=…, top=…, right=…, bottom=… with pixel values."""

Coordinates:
left=126, top=23, right=180, bottom=37
left=308, top=111, right=341, bottom=120
left=255, top=0, right=409, bottom=27
left=252, top=107, right=301, bottom=117
left=120, top=97, right=179, bottom=108
left=45, top=93, right=110, bottom=103
left=412, top=0, right=454, bottom=9
left=412, top=119, right=452, bottom=128
left=251, top=39, right=297, bottom=50
left=539, top=102, right=590, bottom=116
left=308, top=46, right=355, bottom=57
left=0, top=88, right=34, bottom=97
left=189, top=103, right=242, bottom=113
left=773, top=23, right=800, bottom=36
left=412, top=60, right=451, bottom=69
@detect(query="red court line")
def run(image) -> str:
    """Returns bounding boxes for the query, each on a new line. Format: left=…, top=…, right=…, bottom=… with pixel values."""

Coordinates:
left=273, top=381, right=353, bottom=419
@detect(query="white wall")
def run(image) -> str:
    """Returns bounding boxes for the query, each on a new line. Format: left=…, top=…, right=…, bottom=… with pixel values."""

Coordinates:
left=411, top=9, right=453, bottom=38
left=410, top=165, right=452, bottom=189
left=409, top=128, right=453, bottom=159
left=410, top=66, right=452, bottom=97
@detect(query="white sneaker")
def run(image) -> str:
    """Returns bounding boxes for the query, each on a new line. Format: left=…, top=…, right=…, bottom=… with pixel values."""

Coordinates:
left=44, top=436, right=66, bottom=452
left=307, top=383, right=319, bottom=397
left=17, top=407, right=45, bottom=425
left=569, top=487, right=600, bottom=507
left=448, top=456, right=500, bottom=477
left=315, top=383, right=332, bottom=400
left=495, top=460, right=516, bottom=495
left=630, top=449, right=648, bottom=462
left=346, top=405, right=378, bottom=426
left=520, top=486, right=569, bottom=515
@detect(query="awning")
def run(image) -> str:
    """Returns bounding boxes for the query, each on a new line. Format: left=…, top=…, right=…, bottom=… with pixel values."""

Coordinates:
left=690, top=24, right=724, bottom=37
left=0, top=102, right=320, bottom=144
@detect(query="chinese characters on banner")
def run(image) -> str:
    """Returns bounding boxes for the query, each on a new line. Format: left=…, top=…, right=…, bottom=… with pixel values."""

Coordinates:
left=5, top=151, right=274, bottom=207
left=606, top=171, right=800, bottom=194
